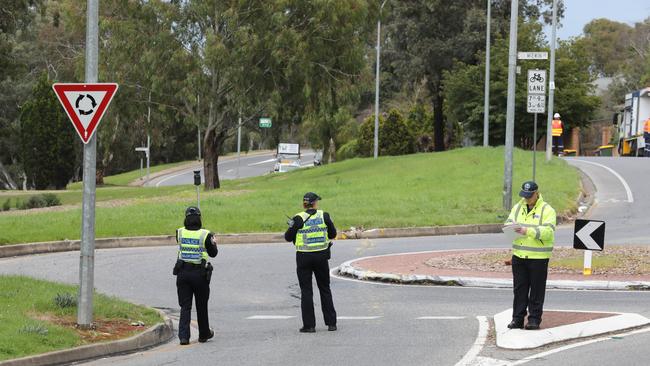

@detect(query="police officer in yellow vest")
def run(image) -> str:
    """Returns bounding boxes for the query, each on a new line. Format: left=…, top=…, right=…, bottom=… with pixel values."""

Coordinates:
left=285, top=192, right=337, bottom=333
left=174, top=206, right=218, bottom=345
left=644, top=118, right=650, bottom=157
left=505, top=181, right=556, bottom=330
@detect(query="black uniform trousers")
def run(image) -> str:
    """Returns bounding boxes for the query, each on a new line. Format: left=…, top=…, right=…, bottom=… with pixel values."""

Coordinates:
left=176, top=265, right=211, bottom=340
left=644, top=133, right=650, bottom=157
left=512, top=255, right=549, bottom=323
left=296, top=250, right=337, bottom=328
left=552, top=136, right=564, bottom=155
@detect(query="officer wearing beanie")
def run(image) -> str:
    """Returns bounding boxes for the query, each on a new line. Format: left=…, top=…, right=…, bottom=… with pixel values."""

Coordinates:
left=505, top=181, right=556, bottom=330
left=285, top=192, right=337, bottom=333
left=174, top=206, right=218, bottom=345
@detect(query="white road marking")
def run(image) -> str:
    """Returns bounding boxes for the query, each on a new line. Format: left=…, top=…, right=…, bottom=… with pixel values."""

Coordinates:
left=226, top=169, right=234, bottom=173
left=247, top=158, right=278, bottom=167
left=417, top=316, right=466, bottom=320
left=246, top=315, right=296, bottom=320
left=511, top=325, right=650, bottom=365
left=337, top=316, right=382, bottom=320
left=154, top=167, right=202, bottom=187
left=454, top=316, right=489, bottom=366
left=570, top=159, right=634, bottom=203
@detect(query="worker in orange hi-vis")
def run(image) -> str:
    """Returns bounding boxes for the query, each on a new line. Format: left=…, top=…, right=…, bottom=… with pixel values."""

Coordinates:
left=551, top=113, right=564, bottom=156
left=643, top=118, right=650, bottom=158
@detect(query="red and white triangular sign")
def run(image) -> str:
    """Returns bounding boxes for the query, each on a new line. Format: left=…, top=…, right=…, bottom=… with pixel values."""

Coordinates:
left=52, top=83, right=118, bottom=144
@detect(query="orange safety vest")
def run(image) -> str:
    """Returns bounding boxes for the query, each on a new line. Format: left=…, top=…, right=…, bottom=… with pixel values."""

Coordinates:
left=552, top=119, right=563, bottom=137
left=645, top=119, right=650, bottom=134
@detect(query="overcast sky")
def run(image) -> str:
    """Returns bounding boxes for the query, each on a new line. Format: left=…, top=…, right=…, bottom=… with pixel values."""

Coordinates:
left=555, top=0, right=650, bottom=39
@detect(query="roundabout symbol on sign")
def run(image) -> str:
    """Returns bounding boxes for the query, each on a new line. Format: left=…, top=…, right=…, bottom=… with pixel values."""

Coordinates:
left=75, top=94, right=97, bottom=116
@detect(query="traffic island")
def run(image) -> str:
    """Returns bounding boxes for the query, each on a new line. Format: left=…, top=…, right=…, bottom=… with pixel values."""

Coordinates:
left=0, top=275, right=173, bottom=366
left=337, top=247, right=650, bottom=290
left=493, top=309, right=650, bottom=349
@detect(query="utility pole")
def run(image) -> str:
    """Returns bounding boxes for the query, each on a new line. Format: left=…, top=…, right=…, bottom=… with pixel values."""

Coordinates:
left=503, top=0, right=519, bottom=211
left=237, top=113, right=242, bottom=179
left=374, top=0, right=387, bottom=159
left=146, top=91, right=151, bottom=184
left=78, top=0, right=98, bottom=328
left=545, top=0, right=558, bottom=162
left=483, top=0, right=491, bottom=147
left=197, top=94, right=201, bottom=161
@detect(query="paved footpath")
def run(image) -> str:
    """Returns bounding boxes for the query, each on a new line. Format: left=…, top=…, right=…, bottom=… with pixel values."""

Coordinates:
left=1, top=157, right=650, bottom=366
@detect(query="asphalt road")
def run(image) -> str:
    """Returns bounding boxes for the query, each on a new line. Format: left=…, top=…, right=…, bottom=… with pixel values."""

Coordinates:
left=1, top=156, right=649, bottom=366
left=147, top=150, right=317, bottom=187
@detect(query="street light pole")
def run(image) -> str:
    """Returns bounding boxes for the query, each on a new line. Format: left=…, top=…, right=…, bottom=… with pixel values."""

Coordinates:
left=78, top=0, right=98, bottom=328
left=197, top=94, right=201, bottom=161
left=483, top=0, right=491, bottom=147
left=545, top=0, right=558, bottom=162
left=503, top=0, right=519, bottom=211
left=373, top=0, right=387, bottom=159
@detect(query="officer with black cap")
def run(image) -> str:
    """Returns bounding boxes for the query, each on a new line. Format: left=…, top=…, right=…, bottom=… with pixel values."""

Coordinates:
left=285, top=192, right=338, bottom=333
left=174, top=206, right=219, bottom=345
left=504, top=181, right=556, bottom=330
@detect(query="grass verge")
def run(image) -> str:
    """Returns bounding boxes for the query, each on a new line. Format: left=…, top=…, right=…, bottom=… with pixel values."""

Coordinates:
left=0, top=275, right=162, bottom=362
left=0, top=147, right=580, bottom=245
left=66, top=160, right=197, bottom=189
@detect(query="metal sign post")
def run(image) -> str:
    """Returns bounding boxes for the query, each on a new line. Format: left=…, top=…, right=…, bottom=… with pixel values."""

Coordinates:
left=79, top=0, right=99, bottom=329
left=193, top=170, right=201, bottom=209
left=503, top=0, right=519, bottom=211
left=527, top=69, right=546, bottom=182
left=237, top=114, right=242, bottom=179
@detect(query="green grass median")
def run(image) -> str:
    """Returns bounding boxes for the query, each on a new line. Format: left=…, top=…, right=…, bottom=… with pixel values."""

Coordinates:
left=0, top=276, right=162, bottom=361
left=0, top=147, right=580, bottom=245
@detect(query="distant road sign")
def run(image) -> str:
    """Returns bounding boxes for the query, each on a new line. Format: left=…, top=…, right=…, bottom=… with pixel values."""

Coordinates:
left=259, top=117, right=272, bottom=128
left=277, top=143, right=300, bottom=155
left=518, top=52, right=548, bottom=60
left=573, top=219, right=606, bottom=251
left=52, top=83, right=118, bottom=144
left=527, top=94, right=546, bottom=113
left=527, top=69, right=547, bottom=94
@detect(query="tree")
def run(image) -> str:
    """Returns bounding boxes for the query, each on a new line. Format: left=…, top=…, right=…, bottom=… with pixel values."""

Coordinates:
left=579, top=19, right=633, bottom=77
left=358, top=109, right=414, bottom=157
left=443, top=21, right=599, bottom=147
left=20, top=73, right=76, bottom=189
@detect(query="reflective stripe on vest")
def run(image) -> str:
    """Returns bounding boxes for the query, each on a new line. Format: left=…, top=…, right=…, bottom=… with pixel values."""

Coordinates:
left=552, top=119, right=563, bottom=136
left=295, top=210, right=330, bottom=252
left=645, top=120, right=650, bottom=133
left=177, top=228, right=209, bottom=264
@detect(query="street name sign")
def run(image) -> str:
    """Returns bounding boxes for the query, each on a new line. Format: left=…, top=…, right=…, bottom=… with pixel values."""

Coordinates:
left=259, top=117, right=272, bottom=128
left=573, top=219, right=605, bottom=251
left=527, top=70, right=546, bottom=94
left=527, top=94, right=546, bottom=113
left=518, top=52, right=548, bottom=60
left=52, top=83, right=118, bottom=144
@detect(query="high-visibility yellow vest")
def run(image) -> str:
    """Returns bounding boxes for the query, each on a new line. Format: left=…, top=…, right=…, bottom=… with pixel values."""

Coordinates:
left=552, top=119, right=563, bottom=137
left=177, top=228, right=210, bottom=264
left=294, top=210, right=330, bottom=252
left=505, top=195, right=556, bottom=259
left=644, top=119, right=650, bottom=133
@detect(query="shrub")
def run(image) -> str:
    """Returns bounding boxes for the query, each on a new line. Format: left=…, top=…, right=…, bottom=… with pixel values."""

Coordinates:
left=41, top=193, right=61, bottom=207
left=15, top=199, right=25, bottom=210
left=53, top=292, right=77, bottom=309
left=2, top=199, right=10, bottom=211
left=25, top=195, right=47, bottom=209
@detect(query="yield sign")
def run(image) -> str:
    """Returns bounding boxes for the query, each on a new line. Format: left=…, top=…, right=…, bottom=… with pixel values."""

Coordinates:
left=52, top=83, right=118, bottom=144
left=573, top=219, right=606, bottom=251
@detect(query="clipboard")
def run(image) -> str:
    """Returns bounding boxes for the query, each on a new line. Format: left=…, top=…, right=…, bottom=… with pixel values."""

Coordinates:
left=502, top=225, right=523, bottom=242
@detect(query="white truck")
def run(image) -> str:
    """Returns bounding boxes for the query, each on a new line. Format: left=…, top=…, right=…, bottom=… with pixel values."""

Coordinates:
left=617, top=87, right=650, bottom=156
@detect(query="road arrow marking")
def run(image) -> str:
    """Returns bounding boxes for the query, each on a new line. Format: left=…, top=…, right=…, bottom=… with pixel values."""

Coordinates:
left=576, top=221, right=604, bottom=250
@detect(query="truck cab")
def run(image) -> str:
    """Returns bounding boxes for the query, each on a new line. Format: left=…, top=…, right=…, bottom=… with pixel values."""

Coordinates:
left=618, top=87, right=650, bottom=156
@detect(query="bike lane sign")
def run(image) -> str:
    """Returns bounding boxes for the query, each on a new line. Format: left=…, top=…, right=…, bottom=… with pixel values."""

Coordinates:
left=527, top=70, right=546, bottom=95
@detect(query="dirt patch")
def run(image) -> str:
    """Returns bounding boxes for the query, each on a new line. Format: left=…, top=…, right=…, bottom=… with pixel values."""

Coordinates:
left=538, top=311, right=615, bottom=329
left=31, top=313, right=148, bottom=343
left=424, top=247, right=650, bottom=276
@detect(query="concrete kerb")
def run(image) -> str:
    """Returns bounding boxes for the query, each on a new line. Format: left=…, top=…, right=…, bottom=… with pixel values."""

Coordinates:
left=0, top=224, right=503, bottom=259
left=336, top=257, right=650, bottom=291
left=0, top=309, right=173, bottom=366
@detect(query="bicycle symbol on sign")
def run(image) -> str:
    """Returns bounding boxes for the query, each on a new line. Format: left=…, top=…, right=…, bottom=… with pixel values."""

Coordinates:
left=530, top=73, right=544, bottom=83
